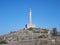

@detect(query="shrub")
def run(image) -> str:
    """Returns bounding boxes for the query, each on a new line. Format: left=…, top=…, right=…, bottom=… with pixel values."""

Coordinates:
left=27, top=27, right=33, bottom=31
left=0, top=40, right=8, bottom=44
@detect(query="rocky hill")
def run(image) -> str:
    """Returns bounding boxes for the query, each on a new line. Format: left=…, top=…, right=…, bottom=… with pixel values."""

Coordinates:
left=0, top=28, right=50, bottom=42
left=0, top=28, right=60, bottom=45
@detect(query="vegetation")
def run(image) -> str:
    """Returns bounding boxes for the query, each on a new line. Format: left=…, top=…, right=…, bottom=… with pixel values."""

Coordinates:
left=0, top=40, right=8, bottom=44
left=32, top=30, right=40, bottom=33
left=38, top=35, right=47, bottom=38
left=17, top=36, right=19, bottom=41
left=27, top=27, right=33, bottom=31
left=52, top=28, right=57, bottom=36
left=43, top=29, right=48, bottom=33
left=27, top=28, right=40, bottom=33
left=40, top=29, right=48, bottom=33
left=38, top=36, right=42, bottom=38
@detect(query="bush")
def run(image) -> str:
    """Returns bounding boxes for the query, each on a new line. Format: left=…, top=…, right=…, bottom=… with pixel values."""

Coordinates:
left=0, top=40, right=8, bottom=44
left=27, top=27, right=33, bottom=31
left=38, top=36, right=42, bottom=38
left=44, top=30, right=48, bottom=33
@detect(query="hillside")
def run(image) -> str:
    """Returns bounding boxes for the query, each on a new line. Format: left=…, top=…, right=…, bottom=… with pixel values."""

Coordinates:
left=0, top=28, right=50, bottom=42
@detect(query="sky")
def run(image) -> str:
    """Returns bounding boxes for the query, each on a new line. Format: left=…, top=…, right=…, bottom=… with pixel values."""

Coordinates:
left=0, top=0, right=60, bottom=35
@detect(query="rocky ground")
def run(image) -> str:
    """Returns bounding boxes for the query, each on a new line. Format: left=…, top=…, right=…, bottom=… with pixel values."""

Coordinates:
left=0, top=38, right=60, bottom=45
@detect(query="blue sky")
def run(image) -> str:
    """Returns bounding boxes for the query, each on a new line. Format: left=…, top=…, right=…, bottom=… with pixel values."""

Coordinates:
left=0, top=0, right=60, bottom=35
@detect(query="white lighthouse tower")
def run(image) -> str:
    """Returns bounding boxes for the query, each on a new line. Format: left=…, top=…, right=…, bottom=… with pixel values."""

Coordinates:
left=25, top=8, right=35, bottom=29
